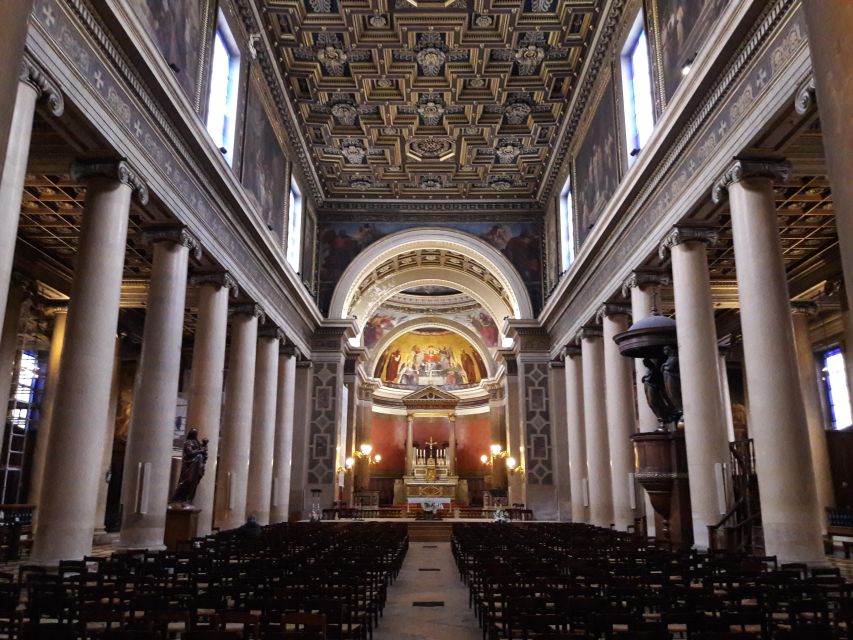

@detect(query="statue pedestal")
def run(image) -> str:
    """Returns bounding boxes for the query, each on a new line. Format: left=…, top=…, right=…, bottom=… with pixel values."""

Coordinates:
left=164, top=506, right=200, bottom=550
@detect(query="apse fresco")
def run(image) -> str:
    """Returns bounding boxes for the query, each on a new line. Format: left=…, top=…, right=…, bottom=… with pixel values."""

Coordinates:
left=374, top=329, right=487, bottom=388
left=653, top=0, right=729, bottom=103
left=363, top=306, right=500, bottom=350
left=317, top=221, right=542, bottom=312
left=134, top=0, right=206, bottom=103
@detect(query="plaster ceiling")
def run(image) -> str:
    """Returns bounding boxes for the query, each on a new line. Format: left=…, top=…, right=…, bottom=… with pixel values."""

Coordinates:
left=257, top=0, right=601, bottom=204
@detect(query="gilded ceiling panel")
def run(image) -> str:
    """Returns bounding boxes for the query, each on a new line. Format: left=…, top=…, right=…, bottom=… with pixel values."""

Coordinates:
left=258, top=0, right=601, bottom=203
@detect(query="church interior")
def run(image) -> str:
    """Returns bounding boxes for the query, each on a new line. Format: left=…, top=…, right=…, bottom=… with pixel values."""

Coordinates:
left=1, top=0, right=853, bottom=638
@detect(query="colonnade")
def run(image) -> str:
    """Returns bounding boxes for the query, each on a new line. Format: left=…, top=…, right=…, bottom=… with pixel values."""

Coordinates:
left=561, top=159, right=836, bottom=564
left=0, top=65, right=302, bottom=562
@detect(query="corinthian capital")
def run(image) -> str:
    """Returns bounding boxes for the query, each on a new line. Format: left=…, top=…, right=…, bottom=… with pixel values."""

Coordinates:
left=143, top=225, right=202, bottom=259
left=794, top=76, right=816, bottom=115
left=20, top=58, right=64, bottom=116
left=790, top=300, right=819, bottom=317
left=595, top=302, right=632, bottom=324
left=658, top=225, right=719, bottom=260
left=191, top=271, right=239, bottom=297
left=258, top=325, right=285, bottom=341
left=711, top=158, right=790, bottom=204
left=229, top=303, right=266, bottom=324
left=621, top=269, right=670, bottom=297
left=575, top=325, right=602, bottom=343
left=70, top=158, right=149, bottom=205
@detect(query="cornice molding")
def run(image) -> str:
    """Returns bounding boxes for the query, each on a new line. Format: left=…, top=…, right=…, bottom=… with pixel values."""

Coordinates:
left=70, top=158, right=149, bottom=204
left=711, top=158, right=791, bottom=203
left=658, top=226, right=719, bottom=259
left=143, top=225, right=202, bottom=259
left=190, top=271, right=240, bottom=296
left=20, top=57, right=64, bottom=116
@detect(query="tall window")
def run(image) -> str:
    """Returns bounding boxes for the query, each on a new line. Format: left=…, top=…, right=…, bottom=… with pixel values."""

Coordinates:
left=206, top=15, right=240, bottom=165
left=621, top=13, right=654, bottom=164
left=558, top=177, right=574, bottom=272
left=286, top=176, right=303, bottom=271
left=822, top=347, right=852, bottom=430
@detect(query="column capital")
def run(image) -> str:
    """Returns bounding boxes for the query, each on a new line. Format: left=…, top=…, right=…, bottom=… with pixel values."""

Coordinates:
left=658, top=225, right=719, bottom=259
left=595, top=302, right=632, bottom=324
left=794, top=75, right=816, bottom=115
left=20, top=58, right=64, bottom=116
left=191, top=271, right=240, bottom=297
left=575, top=325, right=603, bottom=343
left=791, top=300, right=820, bottom=317
left=562, top=345, right=582, bottom=359
left=143, top=225, right=202, bottom=259
left=621, top=269, right=671, bottom=297
left=711, top=158, right=791, bottom=204
left=70, top=158, right=149, bottom=205
left=280, top=343, right=299, bottom=358
left=258, top=325, right=285, bottom=341
left=229, top=303, right=265, bottom=323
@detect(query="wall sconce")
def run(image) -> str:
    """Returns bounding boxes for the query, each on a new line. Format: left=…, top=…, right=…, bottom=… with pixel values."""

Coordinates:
left=336, top=457, right=355, bottom=474
left=355, top=443, right=381, bottom=465
left=506, top=456, right=525, bottom=475
left=480, top=443, right=509, bottom=466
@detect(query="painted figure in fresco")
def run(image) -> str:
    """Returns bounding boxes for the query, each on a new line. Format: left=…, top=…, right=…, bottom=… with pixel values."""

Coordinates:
left=471, top=312, right=499, bottom=347
left=399, top=364, right=418, bottom=386
left=503, top=228, right=541, bottom=282
left=461, top=348, right=478, bottom=384
left=363, top=313, right=396, bottom=348
left=385, top=349, right=402, bottom=383
left=171, top=429, right=208, bottom=506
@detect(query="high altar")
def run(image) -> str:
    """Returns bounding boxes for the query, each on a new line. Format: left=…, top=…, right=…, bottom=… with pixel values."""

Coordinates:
left=400, top=387, right=461, bottom=506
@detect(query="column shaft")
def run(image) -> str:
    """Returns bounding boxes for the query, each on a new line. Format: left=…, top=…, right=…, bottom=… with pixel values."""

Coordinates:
left=448, top=416, right=457, bottom=476
left=0, top=82, right=37, bottom=329
left=727, top=175, right=824, bottom=562
left=405, top=416, right=414, bottom=475
left=119, top=237, right=191, bottom=548
left=668, top=237, right=730, bottom=548
left=0, top=284, right=23, bottom=438
left=602, top=311, right=637, bottom=530
left=95, top=339, right=120, bottom=534
left=214, top=309, right=259, bottom=531
left=581, top=332, right=613, bottom=528
left=186, top=279, right=231, bottom=536
left=549, top=362, right=571, bottom=521
left=504, top=362, right=526, bottom=507
left=791, top=308, right=834, bottom=524
left=270, top=352, right=296, bottom=523
left=32, top=169, right=138, bottom=562
left=246, top=333, right=280, bottom=525
left=564, top=350, right=588, bottom=523
left=287, top=361, right=312, bottom=519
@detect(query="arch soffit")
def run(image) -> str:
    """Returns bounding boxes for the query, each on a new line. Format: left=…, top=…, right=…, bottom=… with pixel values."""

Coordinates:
left=328, top=227, right=534, bottom=321
left=366, top=316, right=496, bottom=379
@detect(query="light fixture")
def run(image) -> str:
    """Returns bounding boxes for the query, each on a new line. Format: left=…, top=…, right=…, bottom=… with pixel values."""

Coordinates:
left=506, top=456, right=525, bottom=475
left=355, top=443, right=381, bottom=465
left=337, top=457, right=355, bottom=474
left=360, top=443, right=373, bottom=456
left=481, top=444, right=510, bottom=466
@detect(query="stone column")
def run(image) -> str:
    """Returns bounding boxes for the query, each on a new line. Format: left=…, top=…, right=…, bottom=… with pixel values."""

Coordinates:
left=246, top=327, right=282, bottom=525
left=801, top=5, right=853, bottom=377
left=486, top=382, right=508, bottom=491
left=186, top=273, right=237, bottom=536
left=0, top=283, right=23, bottom=439
left=713, top=160, right=825, bottom=563
left=659, top=226, right=730, bottom=548
left=501, top=351, right=526, bottom=508
left=791, top=302, right=834, bottom=524
left=32, top=159, right=148, bottom=562
left=214, top=304, right=264, bottom=531
left=94, top=337, right=121, bottom=536
left=549, top=360, right=571, bottom=520
left=270, top=347, right=297, bottom=523
left=580, top=327, right=613, bottom=528
left=405, top=414, right=415, bottom=475
left=564, top=346, right=588, bottom=523
left=448, top=414, right=457, bottom=476
left=287, top=360, right=312, bottom=520
left=29, top=305, right=66, bottom=517
left=119, top=228, right=198, bottom=549
left=0, top=2, right=33, bottom=185
left=353, top=381, right=376, bottom=493
left=0, top=61, right=62, bottom=329
left=599, top=304, right=637, bottom=531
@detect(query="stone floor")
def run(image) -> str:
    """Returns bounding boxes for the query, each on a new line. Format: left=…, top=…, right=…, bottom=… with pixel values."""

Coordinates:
left=374, top=541, right=481, bottom=640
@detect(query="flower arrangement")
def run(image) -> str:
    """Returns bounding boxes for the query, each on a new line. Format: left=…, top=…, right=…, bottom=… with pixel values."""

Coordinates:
left=421, top=501, right=441, bottom=514
left=493, top=509, right=509, bottom=523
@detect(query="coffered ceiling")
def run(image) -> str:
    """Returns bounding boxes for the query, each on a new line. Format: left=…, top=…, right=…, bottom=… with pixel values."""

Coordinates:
left=257, top=0, right=601, bottom=204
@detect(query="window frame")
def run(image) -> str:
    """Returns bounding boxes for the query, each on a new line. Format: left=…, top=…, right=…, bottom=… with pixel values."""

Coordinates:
left=205, top=12, right=241, bottom=166
left=558, top=176, right=574, bottom=273
left=822, top=346, right=852, bottom=430
left=286, top=175, right=304, bottom=271
left=620, top=11, right=655, bottom=166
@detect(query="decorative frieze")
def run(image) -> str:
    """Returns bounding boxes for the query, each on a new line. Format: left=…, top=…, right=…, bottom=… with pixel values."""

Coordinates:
left=711, top=158, right=791, bottom=203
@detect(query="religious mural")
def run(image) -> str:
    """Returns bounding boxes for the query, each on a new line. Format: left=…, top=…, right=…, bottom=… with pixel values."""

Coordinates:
left=374, top=329, right=487, bottom=388
left=363, top=305, right=500, bottom=350
left=652, top=0, right=730, bottom=103
left=573, top=78, right=620, bottom=246
left=242, top=75, right=288, bottom=243
left=317, top=221, right=542, bottom=311
left=134, top=0, right=207, bottom=103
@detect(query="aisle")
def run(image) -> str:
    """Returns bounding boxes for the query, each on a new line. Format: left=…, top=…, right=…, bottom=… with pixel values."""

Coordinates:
left=374, top=541, right=481, bottom=640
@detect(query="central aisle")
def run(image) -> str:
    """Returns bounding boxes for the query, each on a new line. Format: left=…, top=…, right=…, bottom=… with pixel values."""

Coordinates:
left=374, top=541, right=481, bottom=640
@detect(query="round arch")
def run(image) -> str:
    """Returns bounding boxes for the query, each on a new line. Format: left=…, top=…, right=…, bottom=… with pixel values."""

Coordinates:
left=328, top=228, right=534, bottom=326
left=365, top=316, right=496, bottom=380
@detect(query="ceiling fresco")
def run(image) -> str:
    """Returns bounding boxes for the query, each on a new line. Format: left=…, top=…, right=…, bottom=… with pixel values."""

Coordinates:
left=258, top=0, right=600, bottom=203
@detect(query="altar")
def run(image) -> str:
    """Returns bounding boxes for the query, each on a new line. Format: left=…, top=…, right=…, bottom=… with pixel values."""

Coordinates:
left=406, top=497, right=452, bottom=509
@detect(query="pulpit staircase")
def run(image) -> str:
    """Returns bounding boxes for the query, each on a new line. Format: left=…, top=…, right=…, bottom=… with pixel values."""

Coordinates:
left=708, top=439, right=764, bottom=555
